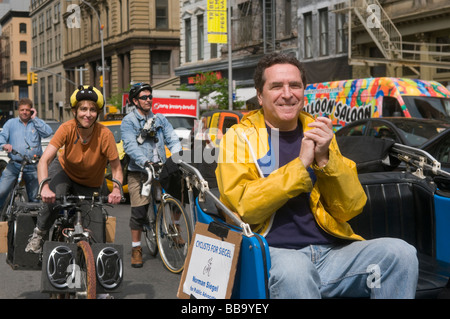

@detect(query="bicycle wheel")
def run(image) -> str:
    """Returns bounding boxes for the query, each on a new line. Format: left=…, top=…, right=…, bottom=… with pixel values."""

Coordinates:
left=156, top=197, right=192, bottom=273
left=76, top=241, right=97, bottom=299
left=0, top=187, right=27, bottom=221
left=143, top=217, right=157, bottom=257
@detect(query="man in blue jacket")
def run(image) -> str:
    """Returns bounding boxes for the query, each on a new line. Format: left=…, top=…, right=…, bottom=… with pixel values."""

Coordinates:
left=121, top=83, right=181, bottom=268
left=0, top=98, right=53, bottom=207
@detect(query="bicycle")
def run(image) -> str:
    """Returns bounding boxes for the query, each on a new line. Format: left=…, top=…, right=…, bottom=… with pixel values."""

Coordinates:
left=37, top=177, right=125, bottom=299
left=141, top=162, right=192, bottom=274
left=0, top=149, right=40, bottom=222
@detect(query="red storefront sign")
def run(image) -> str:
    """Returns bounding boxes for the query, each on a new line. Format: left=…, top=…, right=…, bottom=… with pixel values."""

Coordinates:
left=152, top=97, right=198, bottom=117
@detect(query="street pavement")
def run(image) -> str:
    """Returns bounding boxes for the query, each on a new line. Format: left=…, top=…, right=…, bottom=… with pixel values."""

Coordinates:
left=0, top=203, right=181, bottom=299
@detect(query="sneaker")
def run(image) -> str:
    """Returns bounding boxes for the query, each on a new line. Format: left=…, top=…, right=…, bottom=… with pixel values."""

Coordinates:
left=25, top=227, right=46, bottom=253
left=131, top=246, right=143, bottom=268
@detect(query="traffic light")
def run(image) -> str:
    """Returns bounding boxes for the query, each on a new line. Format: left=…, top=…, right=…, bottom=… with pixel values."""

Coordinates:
left=99, top=75, right=103, bottom=87
left=32, top=72, right=38, bottom=84
left=27, top=72, right=32, bottom=85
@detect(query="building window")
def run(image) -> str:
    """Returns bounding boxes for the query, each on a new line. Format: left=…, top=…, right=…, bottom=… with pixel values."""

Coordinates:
left=55, top=34, right=61, bottom=60
left=32, top=18, right=37, bottom=37
left=19, top=23, right=27, bottom=33
left=19, top=86, right=28, bottom=99
left=106, top=7, right=110, bottom=38
left=156, top=0, right=168, bottom=29
left=56, top=73, right=62, bottom=92
left=20, top=61, right=27, bottom=75
left=54, top=2, right=60, bottom=23
left=20, top=41, right=27, bottom=54
left=40, top=80, right=46, bottom=116
left=48, top=76, right=54, bottom=111
left=119, top=0, right=123, bottom=33
left=319, top=8, right=329, bottom=56
left=211, top=43, right=218, bottom=59
left=126, top=0, right=130, bottom=31
left=304, top=12, right=312, bottom=58
left=46, top=8, right=52, bottom=29
left=285, top=0, right=291, bottom=36
left=185, top=19, right=191, bottom=63
left=47, top=39, right=52, bottom=63
left=38, top=13, right=44, bottom=33
left=151, top=51, right=171, bottom=75
left=33, top=83, right=39, bottom=107
left=336, top=12, right=346, bottom=54
left=197, top=15, right=204, bottom=61
left=237, top=1, right=252, bottom=45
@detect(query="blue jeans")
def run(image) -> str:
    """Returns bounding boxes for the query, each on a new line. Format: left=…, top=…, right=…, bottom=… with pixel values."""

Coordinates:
left=268, top=238, right=418, bottom=299
left=0, top=161, right=39, bottom=207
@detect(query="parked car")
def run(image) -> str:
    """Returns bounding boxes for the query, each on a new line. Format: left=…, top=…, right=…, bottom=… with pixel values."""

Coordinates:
left=420, top=127, right=450, bottom=172
left=335, top=117, right=450, bottom=147
left=99, top=120, right=129, bottom=195
left=41, top=119, right=62, bottom=151
left=163, top=114, right=197, bottom=151
left=335, top=117, right=450, bottom=173
left=194, top=109, right=249, bottom=147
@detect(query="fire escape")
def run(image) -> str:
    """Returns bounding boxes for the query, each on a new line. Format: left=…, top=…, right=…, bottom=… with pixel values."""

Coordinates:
left=234, top=0, right=275, bottom=54
left=343, top=0, right=450, bottom=73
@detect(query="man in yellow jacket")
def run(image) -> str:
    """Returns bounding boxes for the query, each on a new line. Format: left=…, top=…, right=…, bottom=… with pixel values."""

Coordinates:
left=216, top=52, right=418, bottom=298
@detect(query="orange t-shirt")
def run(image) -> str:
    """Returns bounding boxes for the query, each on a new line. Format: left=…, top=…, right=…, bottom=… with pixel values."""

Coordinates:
left=50, top=119, right=119, bottom=187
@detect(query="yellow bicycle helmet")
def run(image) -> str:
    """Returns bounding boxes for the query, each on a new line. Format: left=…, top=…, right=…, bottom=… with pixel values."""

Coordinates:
left=70, top=85, right=104, bottom=110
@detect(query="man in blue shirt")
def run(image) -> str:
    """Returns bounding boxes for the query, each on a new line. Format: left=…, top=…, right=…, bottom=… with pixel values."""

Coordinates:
left=121, top=83, right=181, bottom=268
left=0, top=98, right=53, bottom=207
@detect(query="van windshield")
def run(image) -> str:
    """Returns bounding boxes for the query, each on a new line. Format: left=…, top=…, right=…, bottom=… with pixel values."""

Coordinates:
left=403, top=96, right=450, bottom=120
left=166, top=116, right=195, bottom=130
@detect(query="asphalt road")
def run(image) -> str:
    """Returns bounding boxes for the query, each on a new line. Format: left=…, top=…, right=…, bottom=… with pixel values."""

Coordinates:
left=0, top=203, right=181, bottom=299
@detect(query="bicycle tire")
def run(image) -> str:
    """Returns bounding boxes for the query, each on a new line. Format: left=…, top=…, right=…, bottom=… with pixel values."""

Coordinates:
left=156, top=197, right=192, bottom=273
left=76, top=241, right=97, bottom=299
left=143, top=220, right=157, bottom=256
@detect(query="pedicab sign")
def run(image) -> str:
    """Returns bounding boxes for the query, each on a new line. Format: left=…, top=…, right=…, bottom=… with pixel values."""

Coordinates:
left=178, top=223, right=242, bottom=299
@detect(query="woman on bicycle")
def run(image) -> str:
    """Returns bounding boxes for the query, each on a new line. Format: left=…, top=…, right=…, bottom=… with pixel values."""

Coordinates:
left=26, top=85, right=123, bottom=253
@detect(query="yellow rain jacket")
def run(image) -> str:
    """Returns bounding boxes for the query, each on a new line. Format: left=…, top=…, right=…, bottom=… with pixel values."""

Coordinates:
left=215, top=109, right=366, bottom=241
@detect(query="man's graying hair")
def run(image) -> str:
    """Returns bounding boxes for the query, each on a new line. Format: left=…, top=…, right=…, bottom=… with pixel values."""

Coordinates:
left=253, top=52, right=307, bottom=93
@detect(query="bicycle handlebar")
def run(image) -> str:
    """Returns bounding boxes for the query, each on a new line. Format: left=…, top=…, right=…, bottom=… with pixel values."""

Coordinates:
left=37, top=177, right=126, bottom=203
left=7, top=148, right=40, bottom=165
left=176, top=160, right=253, bottom=237
left=143, top=162, right=164, bottom=184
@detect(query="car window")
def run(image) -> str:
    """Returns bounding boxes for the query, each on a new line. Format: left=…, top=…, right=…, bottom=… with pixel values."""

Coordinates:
left=106, top=125, right=122, bottom=143
left=222, top=116, right=238, bottom=132
left=434, top=136, right=450, bottom=164
left=370, top=124, right=397, bottom=141
left=391, top=119, right=450, bottom=146
left=166, top=117, right=195, bottom=130
left=337, top=123, right=367, bottom=137
left=382, top=97, right=403, bottom=117
left=46, top=121, right=62, bottom=134
left=403, top=96, right=450, bottom=119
